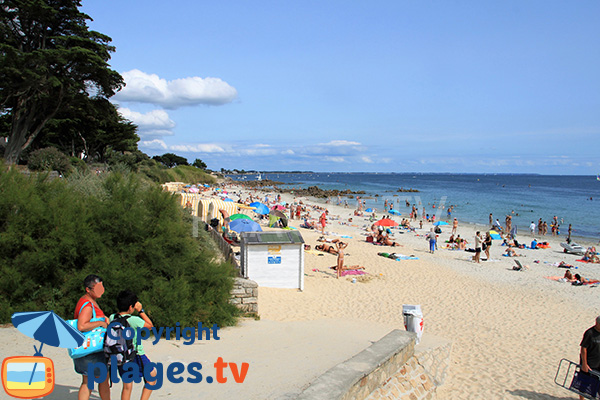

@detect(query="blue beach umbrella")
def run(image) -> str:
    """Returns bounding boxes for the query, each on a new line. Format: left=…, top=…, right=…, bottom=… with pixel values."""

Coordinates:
left=389, top=209, right=401, bottom=215
left=229, top=219, right=263, bottom=233
left=489, top=230, right=502, bottom=240
left=433, top=221, right=449, bottom=226
left=12, top=311, right=85, bottom=353
left=365, top=208, right=373, bottom=213
left=12, top=311, right=85, bottom=383
left=249, top=202, right=269, bottom=215
left=223, top=198, right=234, bottom=202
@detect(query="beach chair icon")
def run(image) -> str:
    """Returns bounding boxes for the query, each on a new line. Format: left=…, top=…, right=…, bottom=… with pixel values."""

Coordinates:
left=555, top=358, right=600, bottom=399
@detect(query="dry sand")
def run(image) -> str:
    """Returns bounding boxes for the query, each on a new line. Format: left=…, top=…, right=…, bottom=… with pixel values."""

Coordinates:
left=243, top=185, right=600, bottom=399
left=2, top=184, right=598, bottom=400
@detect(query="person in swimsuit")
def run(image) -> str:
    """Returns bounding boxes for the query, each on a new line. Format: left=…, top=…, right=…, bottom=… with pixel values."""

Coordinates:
left=563, top=270, right=577, bottom=282
left=315, top=243, right=338, bottom=254
left=376, top=229, right=401, bottom=247
left=333, top=242, right=364, bottom=278
left=483, top=232, right=492, bottom=260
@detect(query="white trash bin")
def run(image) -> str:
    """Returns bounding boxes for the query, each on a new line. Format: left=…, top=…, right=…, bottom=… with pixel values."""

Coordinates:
left=403, top=304, right=423, bottom=344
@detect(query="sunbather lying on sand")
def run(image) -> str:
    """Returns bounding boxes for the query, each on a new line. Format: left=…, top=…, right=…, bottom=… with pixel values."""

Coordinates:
left=505, top=247, right=524, bottom=257
left=558, top=261, right=574, bottom=268
left=376, top=231, right=401, bottom=247
left=563, top=270, right=578, bottom=282
left=300, top=219, right=318, bottom=229
left=315, top=243, right=338, bottom=255
left=583, top=247, right=600, bottom=263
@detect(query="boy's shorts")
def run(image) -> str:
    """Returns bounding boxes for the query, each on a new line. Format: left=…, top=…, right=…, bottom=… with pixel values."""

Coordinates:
left=118, top=354, right=153, bottom=383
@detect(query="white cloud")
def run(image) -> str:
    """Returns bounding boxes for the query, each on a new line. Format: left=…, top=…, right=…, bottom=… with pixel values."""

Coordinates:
left=324, top=156, right=346, bottom=163
left=140, top=139, right=168, bottom=150
left=239, top=147, right=278, bottom=156
left=114, top=69, right=238, bottom=109
left=119, top=108, right=176, bottom=138
left=300, top=139, right=364, bottom=156
left=170, top=144, right=226, bottom=153
left=361, top=156, right=374, bottom=163
left=323, top=140, right=361, bottom=146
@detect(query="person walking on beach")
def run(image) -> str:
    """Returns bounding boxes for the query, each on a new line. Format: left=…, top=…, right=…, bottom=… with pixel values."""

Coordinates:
left=473, top=232, right=483, bottom=263
left=73, top=275, right=110, bottom=400
left=529, top=221, right=536, bottom=237
left=319, top=210, right=328, bottom=235
left=111, top=290, right=157, bottom=400
left=427, top=228, right=437, bottom=254
left=577, top=316, right=600, bottom=400
left=452, top=218, right=458, bottom=235
left=489, top=213, right=493, bottom=228
left=568, top=224, right=572, bottom=243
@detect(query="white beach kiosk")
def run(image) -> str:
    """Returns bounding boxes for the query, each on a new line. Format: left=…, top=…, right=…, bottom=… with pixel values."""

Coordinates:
left=240, top=230, right=305, bottom=290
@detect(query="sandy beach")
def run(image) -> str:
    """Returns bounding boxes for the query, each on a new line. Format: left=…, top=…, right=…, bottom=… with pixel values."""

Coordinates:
left=235, top=184, right=600, bottom=399
left=2, top=183, right=598, bottom=400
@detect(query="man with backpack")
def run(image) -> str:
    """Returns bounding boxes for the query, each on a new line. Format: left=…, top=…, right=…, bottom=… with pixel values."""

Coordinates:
left=107, top=290, right=156, bottom=400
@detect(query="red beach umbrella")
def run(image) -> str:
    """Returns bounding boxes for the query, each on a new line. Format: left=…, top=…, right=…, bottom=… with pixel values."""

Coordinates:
left=374, top=218, right=399, bottom=227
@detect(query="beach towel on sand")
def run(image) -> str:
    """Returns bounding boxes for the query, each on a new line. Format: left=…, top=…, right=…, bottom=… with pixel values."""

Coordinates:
left=340, top=270, right=366, bottom=276
left=378, top=252, right=419, bottom=261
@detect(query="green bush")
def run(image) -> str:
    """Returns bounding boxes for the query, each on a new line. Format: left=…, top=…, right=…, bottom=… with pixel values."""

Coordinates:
left=27, top=147, right=72, bottom=174
left=0, top=168, right=238, bottom=327
left=69, top=156, right=88, bottom=172
left=137, top=163, right=216, bottom=185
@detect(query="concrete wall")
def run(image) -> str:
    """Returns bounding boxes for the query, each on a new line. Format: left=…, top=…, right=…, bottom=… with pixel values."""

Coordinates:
left=229, top=277, right=258, bottom=314
left=293, top=331, right=451, bottom=400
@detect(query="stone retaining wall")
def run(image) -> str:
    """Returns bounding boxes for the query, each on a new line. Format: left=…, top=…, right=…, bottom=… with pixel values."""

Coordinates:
left=229, top=277, right=258, bottom=314
left=293, top=331, right=451, bottom=400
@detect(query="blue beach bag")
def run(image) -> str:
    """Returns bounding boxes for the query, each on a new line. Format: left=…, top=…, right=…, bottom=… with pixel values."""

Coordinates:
left=67, top=302, right=107, bottom=359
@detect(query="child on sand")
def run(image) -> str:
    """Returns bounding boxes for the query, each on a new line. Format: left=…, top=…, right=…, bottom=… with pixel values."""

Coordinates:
left=111, top=290, right=156, bottom=400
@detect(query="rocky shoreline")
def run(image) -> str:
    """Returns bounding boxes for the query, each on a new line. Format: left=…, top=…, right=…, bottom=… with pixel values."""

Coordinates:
left=227, top=178, right=418, bottom=198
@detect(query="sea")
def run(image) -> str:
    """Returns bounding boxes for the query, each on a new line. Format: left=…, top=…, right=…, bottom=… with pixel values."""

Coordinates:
left=228, top=173, right=600, bottom=241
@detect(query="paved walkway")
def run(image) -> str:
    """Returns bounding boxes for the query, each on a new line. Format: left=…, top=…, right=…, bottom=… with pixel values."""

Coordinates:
left=0, top=319, right=395, bottom=400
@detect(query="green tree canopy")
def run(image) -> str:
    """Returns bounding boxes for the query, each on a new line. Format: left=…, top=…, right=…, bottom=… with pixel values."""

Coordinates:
left=0, top=0, right=124, bottom=163
left=153, top=153, right=189, bottom=168
left=33, top=95, right=139, bottom=162
left=192, top=158, right=207, bottom=170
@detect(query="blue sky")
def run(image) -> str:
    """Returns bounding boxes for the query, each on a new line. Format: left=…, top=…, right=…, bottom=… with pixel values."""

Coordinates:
left=81, top=1, right=600, bottom=174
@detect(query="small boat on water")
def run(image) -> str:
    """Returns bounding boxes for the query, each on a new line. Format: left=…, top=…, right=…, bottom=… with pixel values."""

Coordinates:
left=256, top=173, right=262, bottom=181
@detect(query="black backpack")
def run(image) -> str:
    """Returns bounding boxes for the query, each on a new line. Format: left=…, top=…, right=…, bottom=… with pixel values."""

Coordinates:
left=104, top=315, right=137, bottom=367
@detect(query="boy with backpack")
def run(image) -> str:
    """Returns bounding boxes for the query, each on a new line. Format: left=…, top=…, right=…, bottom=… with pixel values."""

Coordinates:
left=107, top=290, right=156, bottom=400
